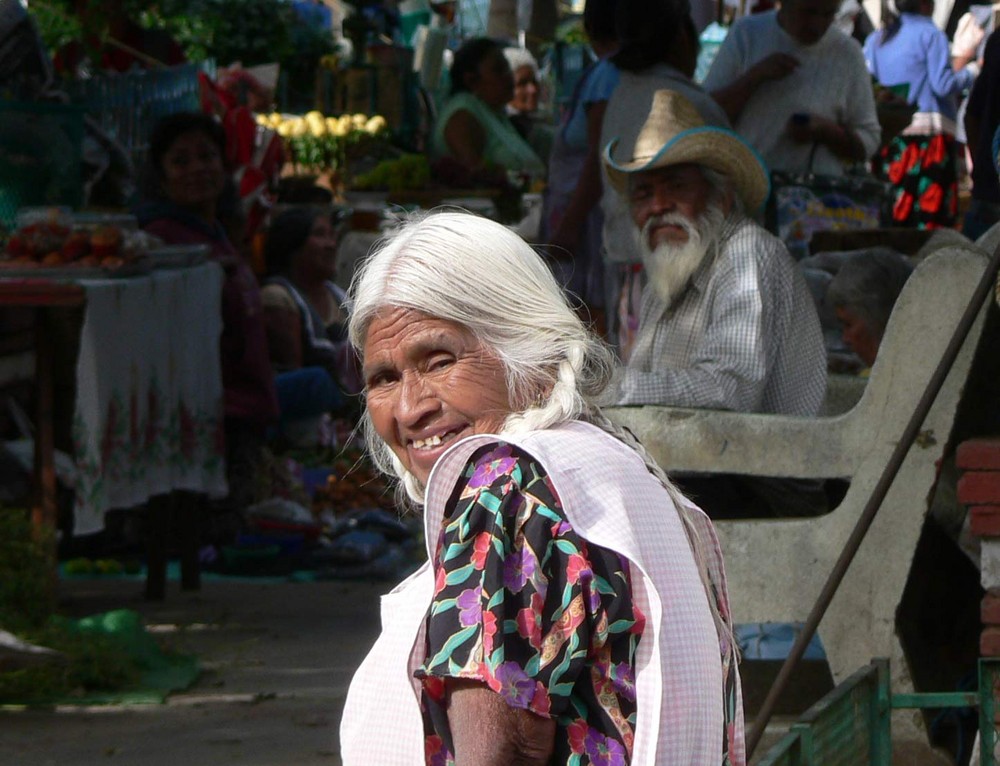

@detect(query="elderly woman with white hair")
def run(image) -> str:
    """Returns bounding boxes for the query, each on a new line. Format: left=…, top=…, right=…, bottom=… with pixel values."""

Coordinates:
left=339, top=211, right=745, bottom=765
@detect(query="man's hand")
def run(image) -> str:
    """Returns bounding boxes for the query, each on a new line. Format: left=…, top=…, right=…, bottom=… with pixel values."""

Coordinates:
left=749, top=53, right=800, bottom=85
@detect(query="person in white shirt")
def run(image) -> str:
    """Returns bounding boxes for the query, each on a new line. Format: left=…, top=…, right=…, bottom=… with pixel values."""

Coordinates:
left=702, top=0, right=881, bottom=177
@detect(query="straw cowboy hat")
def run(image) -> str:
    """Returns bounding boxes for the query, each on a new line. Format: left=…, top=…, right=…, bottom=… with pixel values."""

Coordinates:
left=603, top=89, right=770, bottom=213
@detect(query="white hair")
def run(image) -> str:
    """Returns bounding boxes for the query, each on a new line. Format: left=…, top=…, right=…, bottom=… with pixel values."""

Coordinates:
left=348, top=209, right=736, bottom=659
left=638, top=202, right=727, bottom=307
left=503, top=46, right=538, bottom=76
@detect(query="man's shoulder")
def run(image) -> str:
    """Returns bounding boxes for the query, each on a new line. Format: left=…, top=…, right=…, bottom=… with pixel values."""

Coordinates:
left=719, top=217, right=787, bottom=262
left=714, top=217, right=801, bottom=285
left=730, top=10, right=776, bottom=34
left=822, top=27, right=869, bottom=61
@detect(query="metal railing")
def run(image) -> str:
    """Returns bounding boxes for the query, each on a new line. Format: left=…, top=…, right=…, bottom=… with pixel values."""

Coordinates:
left=758, top=658, right=1000, bottom=766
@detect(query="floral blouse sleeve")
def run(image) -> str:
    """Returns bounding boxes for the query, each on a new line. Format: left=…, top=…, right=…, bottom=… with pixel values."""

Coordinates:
left=416, top=442, right=644, bottom=766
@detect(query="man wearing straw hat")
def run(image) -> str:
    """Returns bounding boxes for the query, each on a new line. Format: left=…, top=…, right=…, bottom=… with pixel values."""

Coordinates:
left=604, top=89, right=829, bottom=517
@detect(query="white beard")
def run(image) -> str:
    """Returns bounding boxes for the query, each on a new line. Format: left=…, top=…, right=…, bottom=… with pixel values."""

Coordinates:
left=638, top=204, right=726, bottom=307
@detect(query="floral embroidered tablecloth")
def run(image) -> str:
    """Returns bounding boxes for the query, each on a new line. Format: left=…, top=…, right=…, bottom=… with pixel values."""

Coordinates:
left=71, top=262, right=228, bottom=534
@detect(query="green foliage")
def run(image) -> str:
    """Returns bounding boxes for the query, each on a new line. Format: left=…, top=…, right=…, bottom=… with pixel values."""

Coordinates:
left=0, top=508, right=55, bottom=632
left=26, top=0, right=81, bottom=55
left=128, top=0, right=295, bottom=67
left=0, top=618, right=139, bottom=702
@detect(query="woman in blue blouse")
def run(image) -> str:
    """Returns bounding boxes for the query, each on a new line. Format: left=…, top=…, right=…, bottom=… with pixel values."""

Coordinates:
left=864, top=0, right=979, bottom=228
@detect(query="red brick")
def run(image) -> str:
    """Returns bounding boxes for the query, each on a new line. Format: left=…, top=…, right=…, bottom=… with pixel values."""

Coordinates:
left=957, top=438, right=1000, bottom=470
left=970, top=506, right=1000, bottom=537
left=984, top=591, right=1000, bottom=625
left=981, top=627, right=1000, bottom=656
left=958, top=472, right=1000, bottom=505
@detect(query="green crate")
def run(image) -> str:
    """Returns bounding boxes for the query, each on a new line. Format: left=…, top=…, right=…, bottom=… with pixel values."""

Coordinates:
left=758, top=658, right=1000, bottom=765
left=0, top=101, right=84, bottom=230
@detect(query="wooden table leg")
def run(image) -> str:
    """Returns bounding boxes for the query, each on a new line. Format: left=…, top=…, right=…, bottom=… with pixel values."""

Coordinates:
left=177, top=491, right=202, bottom=592
left=32, top=310, right=58, bottom=585
left=145, top=493, right=173, bottom=601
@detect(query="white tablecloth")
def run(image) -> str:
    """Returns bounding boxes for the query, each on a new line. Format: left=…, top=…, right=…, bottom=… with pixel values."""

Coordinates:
left=71, top=262, right=228, bottom=534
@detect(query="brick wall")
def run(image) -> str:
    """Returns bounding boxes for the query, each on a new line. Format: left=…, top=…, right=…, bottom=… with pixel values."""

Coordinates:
left=957, top=438, right=1000, bottom=656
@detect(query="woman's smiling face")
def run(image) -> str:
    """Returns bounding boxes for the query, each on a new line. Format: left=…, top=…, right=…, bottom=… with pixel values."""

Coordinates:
left=362, top=307, right=512, bottom=485
left=159, top=129, right=226, bottom=212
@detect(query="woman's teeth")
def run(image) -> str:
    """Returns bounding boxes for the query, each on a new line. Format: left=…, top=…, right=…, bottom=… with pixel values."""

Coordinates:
left=412, top=433, right=451, bottom=450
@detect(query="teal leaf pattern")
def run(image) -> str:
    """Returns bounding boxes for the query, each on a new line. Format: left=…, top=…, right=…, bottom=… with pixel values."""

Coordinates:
left=415, top=443, right=642, bottom=766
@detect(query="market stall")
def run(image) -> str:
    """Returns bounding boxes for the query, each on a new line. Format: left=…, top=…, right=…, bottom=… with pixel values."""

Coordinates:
left=0, top=216, right=227, bottom=539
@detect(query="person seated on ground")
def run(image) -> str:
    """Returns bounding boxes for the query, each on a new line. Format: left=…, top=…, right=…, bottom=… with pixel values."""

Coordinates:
left=702, top=0, right=880, bottom=177
left=503, top=46, right=554, bottom=161
left=55, top=0, right=186, bottom=75
left=431, top=37, right=545, bottom=180
left=260, top=206, right=361, bottom=432
left=827, top=249, right=914, bottom=370
left=134, top=112, right=278, bottom=507
left=339, top=210, right=745, bottom=765
left=604, top=89, right=829, bottom=517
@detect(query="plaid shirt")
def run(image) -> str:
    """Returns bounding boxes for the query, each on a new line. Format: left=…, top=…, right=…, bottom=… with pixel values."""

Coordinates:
left=619, top=216, right=827, bottom=416
left=340, top=421, right=745, bottom=765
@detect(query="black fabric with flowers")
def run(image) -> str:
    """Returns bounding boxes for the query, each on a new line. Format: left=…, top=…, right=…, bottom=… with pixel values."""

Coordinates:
left=415, top=442, right=644, bottom=766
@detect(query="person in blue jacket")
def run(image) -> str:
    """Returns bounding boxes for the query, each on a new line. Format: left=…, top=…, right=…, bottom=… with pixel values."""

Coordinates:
left=864, top=0, right=979, bottom=228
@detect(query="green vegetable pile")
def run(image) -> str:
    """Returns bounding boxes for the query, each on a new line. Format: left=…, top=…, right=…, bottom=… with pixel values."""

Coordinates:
left=352, top=154, right=431, bottom=193
left=0, top=508, right=140, bottom=703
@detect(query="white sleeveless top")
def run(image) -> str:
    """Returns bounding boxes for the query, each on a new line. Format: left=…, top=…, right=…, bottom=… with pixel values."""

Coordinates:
left=339, top=420, right=745, bottom=765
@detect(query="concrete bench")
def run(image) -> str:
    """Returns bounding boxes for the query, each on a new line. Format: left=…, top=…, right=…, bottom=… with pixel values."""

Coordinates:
left=605, top=238, right=994, bottom=722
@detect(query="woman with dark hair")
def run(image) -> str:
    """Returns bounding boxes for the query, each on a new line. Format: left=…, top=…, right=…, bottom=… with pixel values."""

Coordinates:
left=864, top=0, right=980, bottom=229
left=598, top=0, right=728, bottom=358
left=430, top=37, right=545, bottom=177
left=135, top=111, right=278, bottom=503
left=260, top=205, right=360, bottom=425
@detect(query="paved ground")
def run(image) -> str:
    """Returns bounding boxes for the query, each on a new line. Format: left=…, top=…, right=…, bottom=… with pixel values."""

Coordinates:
left=0, top=576, right=952, bottom=765
left=0, top=577, right=387, bottom=766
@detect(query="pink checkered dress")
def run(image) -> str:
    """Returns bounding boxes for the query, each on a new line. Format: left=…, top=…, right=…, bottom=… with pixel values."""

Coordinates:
left=339, top=420, right=746, bottom=765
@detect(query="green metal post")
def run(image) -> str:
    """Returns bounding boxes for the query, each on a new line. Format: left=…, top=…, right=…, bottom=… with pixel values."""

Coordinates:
left=982, top=659, right=997, bottom=766
left=873, top=658, right=892, bottom=765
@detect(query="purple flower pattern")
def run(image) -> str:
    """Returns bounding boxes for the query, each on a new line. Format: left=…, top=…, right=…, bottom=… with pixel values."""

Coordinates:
left=495, top=661, right=536, bottom=707
left=416, top=444, right=648, bottom=765
left=584, top=729, right=628, bottom=766
left=456, top=586, right=482, bottom=627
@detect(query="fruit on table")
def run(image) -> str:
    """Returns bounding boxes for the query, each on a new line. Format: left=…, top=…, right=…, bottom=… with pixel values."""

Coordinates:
left=2, top=220, right=136, bottom=267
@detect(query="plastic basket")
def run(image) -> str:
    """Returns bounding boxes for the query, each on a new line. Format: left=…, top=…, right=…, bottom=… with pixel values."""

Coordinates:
left=0, top=100, right=84, bottom=230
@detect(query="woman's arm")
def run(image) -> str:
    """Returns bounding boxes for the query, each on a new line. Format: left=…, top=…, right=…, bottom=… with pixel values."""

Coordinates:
left=443, top=108, right=488, bottom=171
left=709, top=53, right=800, bottom=123
left=549, top=100, right=608, bottom=255
left=447, top=680, right=556, bottom=765
left=926, top=28, right=976, bottom=97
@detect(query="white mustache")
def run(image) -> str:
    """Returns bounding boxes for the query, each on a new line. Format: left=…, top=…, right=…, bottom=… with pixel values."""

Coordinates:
left=641, top=213, right=698, bottom=241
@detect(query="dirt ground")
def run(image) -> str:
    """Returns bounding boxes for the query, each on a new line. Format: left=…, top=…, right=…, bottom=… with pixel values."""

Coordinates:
left=0, top=577, right=386, bottom=766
